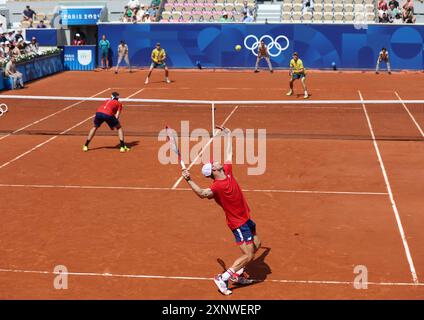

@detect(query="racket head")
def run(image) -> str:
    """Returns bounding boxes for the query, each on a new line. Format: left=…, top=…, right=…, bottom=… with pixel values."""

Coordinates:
left=165, top=125, right=186, bottom=169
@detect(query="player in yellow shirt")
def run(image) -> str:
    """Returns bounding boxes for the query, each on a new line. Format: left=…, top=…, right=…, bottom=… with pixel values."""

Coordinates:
left=145, top=43, right=171, bottom=84
left=286, top=52, right=308, bottom=99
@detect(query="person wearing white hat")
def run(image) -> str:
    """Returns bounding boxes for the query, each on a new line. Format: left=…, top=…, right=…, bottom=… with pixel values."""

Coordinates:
left=72, top=33, right=85, bottom=46
left=181, top=126, right=262, bottom=296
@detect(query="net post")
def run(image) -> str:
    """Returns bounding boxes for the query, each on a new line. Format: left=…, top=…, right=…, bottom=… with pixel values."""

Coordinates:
left=211, top=101, right=215, bottom=137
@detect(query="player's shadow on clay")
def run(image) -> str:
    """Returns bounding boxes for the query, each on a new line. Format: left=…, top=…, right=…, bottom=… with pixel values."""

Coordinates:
left=89, top=140, right=140, bottom=151
left=217, top=246, right=271, bottom=291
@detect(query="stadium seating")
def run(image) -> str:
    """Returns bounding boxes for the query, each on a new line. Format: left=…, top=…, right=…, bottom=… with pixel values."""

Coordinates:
left=280, top=0, right=378, bottom=23
left=159, top=0, right=257, bottom=22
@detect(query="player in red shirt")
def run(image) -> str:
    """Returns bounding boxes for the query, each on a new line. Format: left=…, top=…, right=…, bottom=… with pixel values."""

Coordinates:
left=182, top=126, right=262, bottom=296
left=82, top=92, right=130, bottom=152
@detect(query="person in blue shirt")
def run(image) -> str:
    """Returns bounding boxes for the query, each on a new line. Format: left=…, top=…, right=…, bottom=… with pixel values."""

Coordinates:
left=99, top=34, right=110, bottom=69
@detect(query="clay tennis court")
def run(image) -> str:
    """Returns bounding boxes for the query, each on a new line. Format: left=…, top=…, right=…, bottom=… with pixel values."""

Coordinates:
left=1, top=69, right=424, bottom=299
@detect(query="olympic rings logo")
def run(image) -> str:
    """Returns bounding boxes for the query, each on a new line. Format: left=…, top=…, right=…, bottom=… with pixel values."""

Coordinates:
left=0, top=103, right=8, bottom=117
left=244, top=35, right=290, bottom=57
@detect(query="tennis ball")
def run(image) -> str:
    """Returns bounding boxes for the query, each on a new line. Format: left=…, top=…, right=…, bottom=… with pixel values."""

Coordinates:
left=235, top=45, right=242, bottom=51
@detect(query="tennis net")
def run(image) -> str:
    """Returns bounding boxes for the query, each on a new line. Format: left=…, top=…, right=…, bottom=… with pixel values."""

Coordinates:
left=1, top=94, right=424, bottom=141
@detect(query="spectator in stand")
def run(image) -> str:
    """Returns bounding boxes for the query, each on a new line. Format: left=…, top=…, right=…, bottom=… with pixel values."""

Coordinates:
left=147, top=5, right=158, bottom=19
left=0, top=23, right=5, bottom=34
left=16, top=38, right=26, bottom=54
left=402, top=0, right=414, bottom=11
left=242, top=12, right=254, bottom=22
left=122, top=6, right=133, bottom=22
left=11, top=42, right=22, bottom=57
left=135, top=5, right=146, bottom=22
left=393, top=13, right=403, bottom=23
left=128, top=0, right=140, bottom=10
left=387, top=3, right=401, bottom=21
left=37, top=20, right=47, bottom=28
left=302, top=0, right=314, bottom=14
left=14, top=30, right=24, bottom=43
left=6, top=31, right=15, bottom=42
left=151, top=0, right=161, bottom=7
left=0, top=42, right=6, bottom=59
left=5, top=56, right=24, bottom=89
left=4, top=41, right=10, bottom=57
left=29, top=37, right=39, bottom=53
left=220, top=13, right=230, bottom=22
left=22, top=5, right=36, bottom=27
left=389, top=0, right=400, bottom=8
left=379, top=11, right=390, bottom=22
left=378, top=0, right=389, bottom=10
left=0, top=32, right=7, bottom=43
left=242, top=0, right=254, bottom=17
left=403, top=7, right=416, bottom=22
left=99, top=34, right=111, bottom=69
left=72, top=33, right=86, bottom=45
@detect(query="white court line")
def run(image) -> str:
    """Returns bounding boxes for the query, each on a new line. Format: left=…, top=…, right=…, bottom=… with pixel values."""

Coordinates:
left=0, top=88, right=143, bottom=170
left=394, top=91, right=424, bottom=138
left=0, top=183, right=388, bottom=196
left=125, top=88, right=145, bottom=99
left=0, top=116, right=93, bottom=170
left=0, top=267, right=421, bottom=287
left=0, top=88, right=111, bottom=142
left=171, top=105, right=240, bottom=189
left=358, top=91, right=419, bottom=284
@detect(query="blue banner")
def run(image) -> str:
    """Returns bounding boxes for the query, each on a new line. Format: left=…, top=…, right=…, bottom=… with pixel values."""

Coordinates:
left=60, top=7, right=103, bottom=26
left=26, top=29, right=57, bottom=46
left=98, top=23, right=424, bottom=70
left=63, top=45, right=96, bottom=71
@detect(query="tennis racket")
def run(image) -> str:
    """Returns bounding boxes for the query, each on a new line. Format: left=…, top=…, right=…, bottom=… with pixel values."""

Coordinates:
left=165, top=125, right=186, bottom=169
left=0, top=103, right=8, bottom=117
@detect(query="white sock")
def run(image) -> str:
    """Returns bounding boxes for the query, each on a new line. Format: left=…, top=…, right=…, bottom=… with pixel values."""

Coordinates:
left=221, top=268, right=235, bottom=281
left=236, top=267, right=244, bottom=276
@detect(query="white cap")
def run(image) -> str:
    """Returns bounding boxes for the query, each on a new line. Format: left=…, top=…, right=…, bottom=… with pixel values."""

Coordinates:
left=201, top=163, right=212, bottom=177
left=5, top=40, right=9, bottom=44
left=75, top=33, right=80, bottom=36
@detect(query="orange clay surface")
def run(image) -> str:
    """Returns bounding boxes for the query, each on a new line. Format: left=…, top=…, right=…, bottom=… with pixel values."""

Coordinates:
left=0, top=69, right=424, bottom=299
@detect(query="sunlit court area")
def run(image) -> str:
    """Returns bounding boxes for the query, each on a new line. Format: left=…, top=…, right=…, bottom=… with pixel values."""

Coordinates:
left=1, top=0, right=424, bottom=304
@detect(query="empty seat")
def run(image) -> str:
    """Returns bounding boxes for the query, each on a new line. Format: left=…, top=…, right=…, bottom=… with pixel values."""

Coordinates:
left=365, top=4, right=374, bottom=12
left=293, top=3, right=303, bottom=11
left=303, top=11, right=313, bottom=21
left=282, top=3, right=293, bottom=12
left=161, top=11, right=172, bottom=20
left=344, top=4, right=354, bottom=12
left=323, top=3, right=333, bottom=11
left=334, top=12, right=344, bottom=21
left=366, top=12, right=375, bottom=21
left=314, top=3, right=323, bottom=11
left=292, top=11, right=302, bottom=21
left=323, top=11, right=333, bottom=21
left=313, top=11, right=323, bottom=22
left=344, top=11, right=354, bottom=21
left=281, top=11, right=292, bottom=21
left=172, top=11, right=182, bottom=20
left=334, top=4, right=343, bottom=12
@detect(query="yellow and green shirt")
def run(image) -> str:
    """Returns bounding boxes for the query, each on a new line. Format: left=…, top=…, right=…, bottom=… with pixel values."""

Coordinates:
left=290, top=58, right=305, bottom=74
left=151, top=48, right=166, bottom=63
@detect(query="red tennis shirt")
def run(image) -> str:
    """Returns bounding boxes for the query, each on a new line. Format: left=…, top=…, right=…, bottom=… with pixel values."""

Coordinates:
left=210, top=163, right=251, bottom=230
left=97, top=99, right=122, bottom=116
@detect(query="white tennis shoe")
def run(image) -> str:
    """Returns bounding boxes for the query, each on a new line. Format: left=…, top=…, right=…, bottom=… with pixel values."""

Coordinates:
left=213, top=274, right=232, bottom=295
left=145, top=78, right=149, bottom=84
